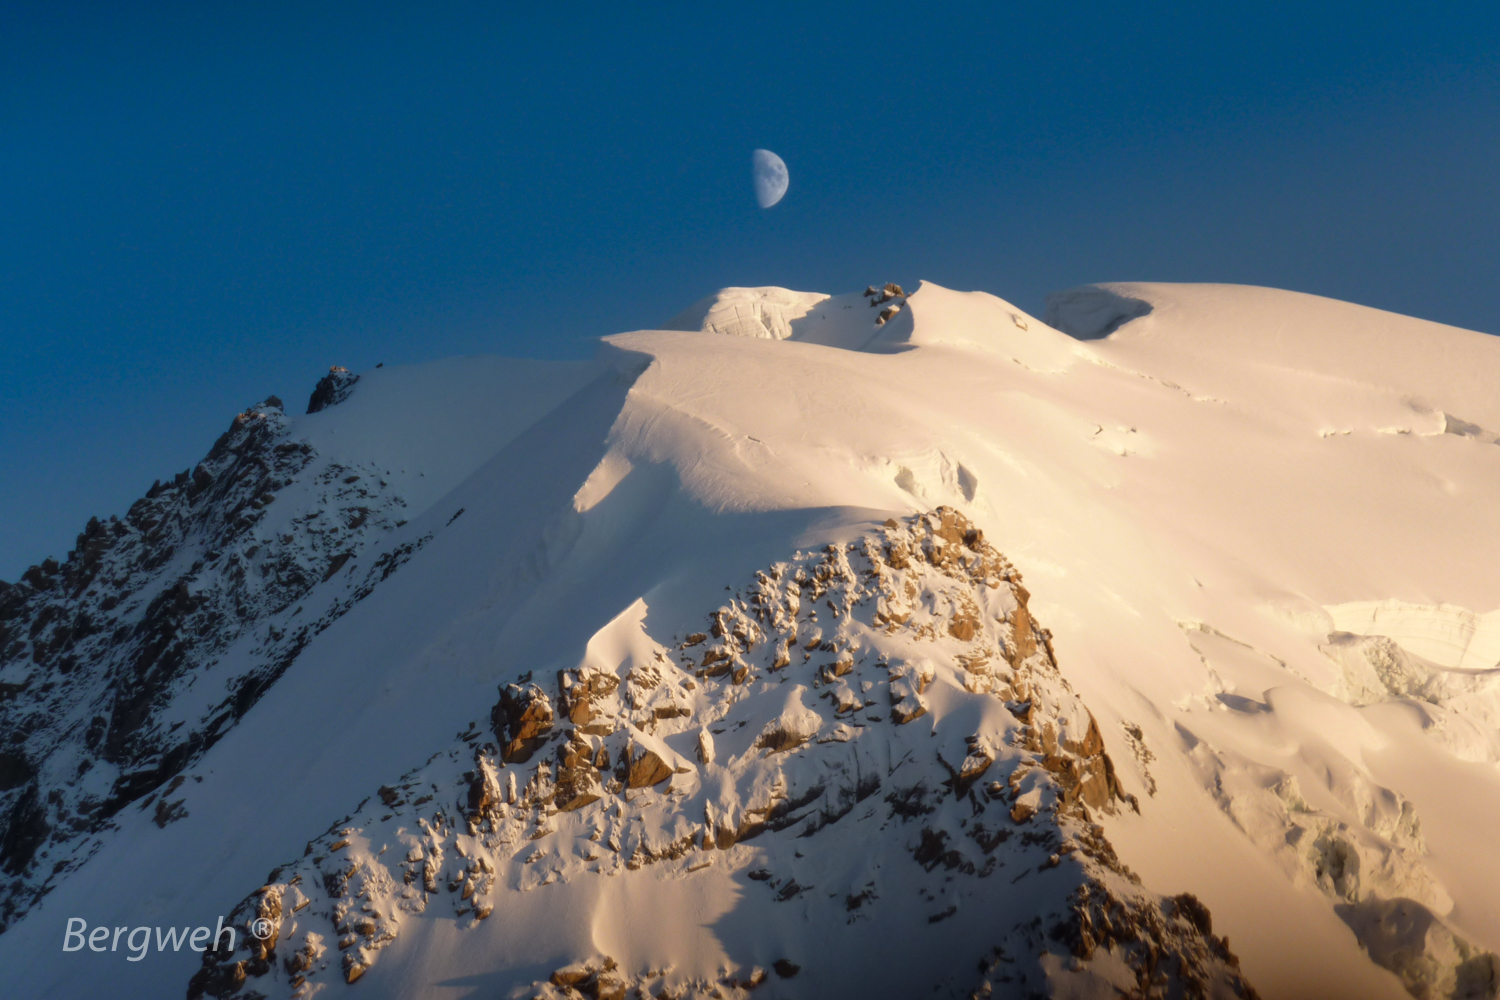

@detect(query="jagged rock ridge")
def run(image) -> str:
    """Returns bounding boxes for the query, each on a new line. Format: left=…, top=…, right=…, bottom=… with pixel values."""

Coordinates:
left=0, top=374, right=426, bottom=932
left=189, top=508, right=1256, bottom=1000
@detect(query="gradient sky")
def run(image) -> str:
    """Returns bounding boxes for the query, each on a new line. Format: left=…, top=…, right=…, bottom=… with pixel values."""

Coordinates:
left=3, top=1, right=1499, bottom=578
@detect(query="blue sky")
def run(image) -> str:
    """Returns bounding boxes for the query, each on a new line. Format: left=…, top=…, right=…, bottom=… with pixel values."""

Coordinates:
left=3, top=2, right=1499, bottom=578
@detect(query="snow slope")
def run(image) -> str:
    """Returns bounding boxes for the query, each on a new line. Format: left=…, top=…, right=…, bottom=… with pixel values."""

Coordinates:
left=3, top=280, right=1499, bottom=1000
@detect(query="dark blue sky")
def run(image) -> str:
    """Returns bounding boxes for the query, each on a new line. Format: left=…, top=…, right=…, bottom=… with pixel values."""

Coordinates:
left=3, top=2, right=1499, bottom=578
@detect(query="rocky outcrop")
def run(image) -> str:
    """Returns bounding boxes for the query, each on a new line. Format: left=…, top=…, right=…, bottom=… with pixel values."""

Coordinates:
left=625, top=742, right=671, bottom=788
left=305, top=366, right=360, bottom=414
left=492, top=682, right=555, bottom=762
left=864, top=282, right=907, bottom=326
left=187, top=508, right=1254, bottom=999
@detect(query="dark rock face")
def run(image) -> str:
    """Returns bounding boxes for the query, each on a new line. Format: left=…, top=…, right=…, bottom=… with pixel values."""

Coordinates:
left=0, top=784, right=48, bottom=876
left=0, top=388, right=426, bottom=933
left=305, top=366, right=360, bottom=414
left=0, top=752, right=34, bottom=792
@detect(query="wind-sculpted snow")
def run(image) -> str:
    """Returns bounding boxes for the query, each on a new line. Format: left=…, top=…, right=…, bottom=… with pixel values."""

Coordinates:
left=189, top=508, right=1255, bottom=1000
left=0, top=388, right=427, bottom=932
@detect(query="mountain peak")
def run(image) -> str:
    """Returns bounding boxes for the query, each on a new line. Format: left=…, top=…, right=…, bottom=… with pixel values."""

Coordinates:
left=306, top=365, right=360, bottom=414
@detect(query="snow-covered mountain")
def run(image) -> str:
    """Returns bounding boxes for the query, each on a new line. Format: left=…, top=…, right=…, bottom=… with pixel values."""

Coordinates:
left=2, top=280, right=1498, bottom=1000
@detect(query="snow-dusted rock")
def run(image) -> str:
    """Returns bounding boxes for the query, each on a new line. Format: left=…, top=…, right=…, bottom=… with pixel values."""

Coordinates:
left=8, top=278, right=1500, bottom=1000
left=185, top=509, right=1251, bottom=1000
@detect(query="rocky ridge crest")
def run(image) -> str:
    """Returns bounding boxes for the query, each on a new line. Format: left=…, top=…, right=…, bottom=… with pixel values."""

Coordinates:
left=0, top=373, right=425, bottom=932
left=189, top=508, right=1256, bottom=1000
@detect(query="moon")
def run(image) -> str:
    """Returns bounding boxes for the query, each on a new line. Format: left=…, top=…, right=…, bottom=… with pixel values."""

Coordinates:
left=752, top=149, right=789, bottom=208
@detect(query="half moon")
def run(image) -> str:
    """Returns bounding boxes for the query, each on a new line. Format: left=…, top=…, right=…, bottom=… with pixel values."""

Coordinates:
left=752, top=149, right=789, bottom=208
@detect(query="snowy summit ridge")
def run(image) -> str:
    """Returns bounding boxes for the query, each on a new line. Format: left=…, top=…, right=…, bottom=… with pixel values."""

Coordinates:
left=2, top=280, right=1500, bottom=1000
